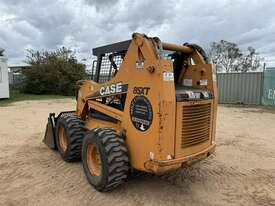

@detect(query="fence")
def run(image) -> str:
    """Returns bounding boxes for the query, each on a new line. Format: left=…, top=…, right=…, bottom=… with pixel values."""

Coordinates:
left=8, top=69, right=275, bottom=106
left=8, top=72, right=23, bottom=89
left=262, top=69, right=275, bottom=106
left=217, top=72, right=263, bottom=105
left=217, top=69, right=275, bottom=106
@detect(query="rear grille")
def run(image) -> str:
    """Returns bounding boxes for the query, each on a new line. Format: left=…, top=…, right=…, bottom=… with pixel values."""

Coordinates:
left=181, top=103, right=211, bottom=148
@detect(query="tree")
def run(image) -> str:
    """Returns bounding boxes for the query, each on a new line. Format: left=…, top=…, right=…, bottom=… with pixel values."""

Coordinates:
left=240, top=46, right=262, bottom=72
left=21, top=47, right=87, bottom=96
left=209, top=40, right=263, bottom=72
left=209, top=40, right=243, bottom=72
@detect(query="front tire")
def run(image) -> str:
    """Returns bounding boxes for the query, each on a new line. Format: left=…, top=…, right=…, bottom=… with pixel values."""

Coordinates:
left=82, top=128, right=129, bottom=192
left=55, top=113, right=85, bottom=162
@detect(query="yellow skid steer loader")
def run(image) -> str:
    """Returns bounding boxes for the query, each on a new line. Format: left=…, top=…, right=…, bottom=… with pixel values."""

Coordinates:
left=44, top=33, right=217, bottom=192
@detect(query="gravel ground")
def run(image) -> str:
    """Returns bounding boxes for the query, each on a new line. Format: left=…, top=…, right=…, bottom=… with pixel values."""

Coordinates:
left=0, top=99, right=275, bottom=206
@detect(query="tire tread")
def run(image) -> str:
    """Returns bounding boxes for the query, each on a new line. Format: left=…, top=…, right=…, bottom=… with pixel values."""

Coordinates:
left=56, top=114, right=85, bottom=162
left=83, top=127, right=129, bottom=192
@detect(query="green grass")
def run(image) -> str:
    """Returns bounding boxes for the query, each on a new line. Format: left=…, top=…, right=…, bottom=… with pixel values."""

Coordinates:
left=0, top=90, right=73, bottom=106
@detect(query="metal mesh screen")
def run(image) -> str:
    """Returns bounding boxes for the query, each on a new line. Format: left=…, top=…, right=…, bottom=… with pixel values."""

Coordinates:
left=89, top=60, right=97, bottom=80
left=97, top=53, right=124, bottom=83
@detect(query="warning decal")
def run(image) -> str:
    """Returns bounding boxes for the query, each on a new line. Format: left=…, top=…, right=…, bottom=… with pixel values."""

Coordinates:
left=130, top=96, right=153, bottom=132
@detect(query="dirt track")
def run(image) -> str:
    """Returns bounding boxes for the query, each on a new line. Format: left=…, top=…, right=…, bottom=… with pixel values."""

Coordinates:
left=0, top=99, right=275, bottom=206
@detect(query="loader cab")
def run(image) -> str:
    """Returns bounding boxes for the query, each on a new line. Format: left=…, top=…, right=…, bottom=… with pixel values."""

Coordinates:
left=87, top=40, right=132, bottom=113
left=82, top=40, right=132, bottom=126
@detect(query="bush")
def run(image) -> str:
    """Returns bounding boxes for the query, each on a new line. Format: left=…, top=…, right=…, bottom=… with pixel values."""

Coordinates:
left=21, top=47, right=87, bottom=96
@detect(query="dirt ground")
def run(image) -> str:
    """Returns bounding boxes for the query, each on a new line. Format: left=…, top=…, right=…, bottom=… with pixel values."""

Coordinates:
left=0, top=99, right=275, bottom=206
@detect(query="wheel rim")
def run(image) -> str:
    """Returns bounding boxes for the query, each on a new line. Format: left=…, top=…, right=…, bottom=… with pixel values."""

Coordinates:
left=87, top=143, right=102, bottom=176
left=58, top=127, right=68, bottom=152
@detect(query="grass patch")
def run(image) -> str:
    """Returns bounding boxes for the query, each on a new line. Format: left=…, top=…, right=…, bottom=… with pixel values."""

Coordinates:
left=0, top=90, right=73, bottom=106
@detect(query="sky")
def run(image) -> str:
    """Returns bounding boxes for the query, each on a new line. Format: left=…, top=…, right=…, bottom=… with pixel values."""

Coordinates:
left=0, top=0, right=275, bottom=67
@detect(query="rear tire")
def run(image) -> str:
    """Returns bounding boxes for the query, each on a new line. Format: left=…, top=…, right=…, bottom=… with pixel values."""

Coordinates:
left=55, top=113, right=85, bottom=162
left=82, top=128, right=129, bottom=192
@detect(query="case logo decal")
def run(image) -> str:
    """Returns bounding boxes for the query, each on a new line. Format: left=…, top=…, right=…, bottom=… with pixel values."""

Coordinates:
left=87, top=82, right=128, bottom=99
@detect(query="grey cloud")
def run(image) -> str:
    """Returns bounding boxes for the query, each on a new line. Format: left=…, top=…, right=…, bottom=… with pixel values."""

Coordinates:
left=0, top=0, right=275, bottom=66
left=84, top=0, right=118, bottom=10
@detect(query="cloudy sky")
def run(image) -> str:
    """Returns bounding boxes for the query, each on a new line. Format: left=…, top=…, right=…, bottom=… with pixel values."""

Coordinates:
left=0, top=0, right=275, bottom=66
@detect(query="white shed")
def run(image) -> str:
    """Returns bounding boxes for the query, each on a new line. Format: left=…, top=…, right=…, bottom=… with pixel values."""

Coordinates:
left=0, top=49, right=10, bottom=99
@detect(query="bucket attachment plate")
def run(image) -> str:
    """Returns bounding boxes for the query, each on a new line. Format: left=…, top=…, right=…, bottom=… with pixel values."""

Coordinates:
left=43, top=113, right=57, bottom=150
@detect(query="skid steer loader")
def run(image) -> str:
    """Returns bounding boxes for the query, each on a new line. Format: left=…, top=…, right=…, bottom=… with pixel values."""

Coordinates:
left=44, top=33, right=217, bottom=192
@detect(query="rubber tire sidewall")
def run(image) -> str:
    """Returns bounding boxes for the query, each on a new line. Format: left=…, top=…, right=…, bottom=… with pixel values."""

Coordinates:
left=82, top=131, right=109, bottom=191
left=55, top=117, right=77, bottom=161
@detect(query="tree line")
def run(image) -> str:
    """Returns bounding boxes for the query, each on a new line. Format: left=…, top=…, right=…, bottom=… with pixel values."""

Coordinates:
left=209, top=40, right=263, bottom=72
left=20, top=40, right=263, bottom=95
